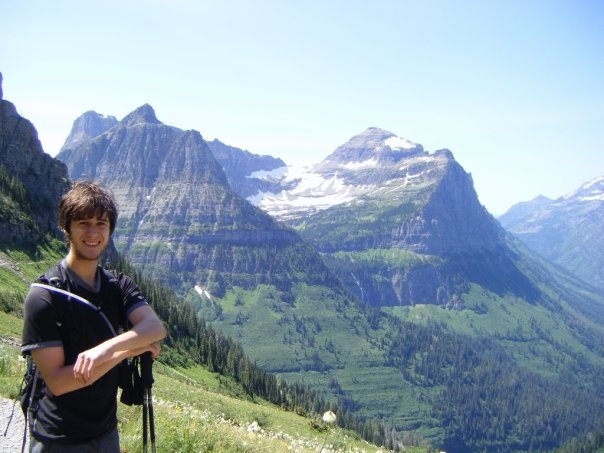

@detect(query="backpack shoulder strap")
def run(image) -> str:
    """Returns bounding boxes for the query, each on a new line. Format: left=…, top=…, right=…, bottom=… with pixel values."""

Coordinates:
left=31, top=263, right=69, bottom=329
left=31, top=264, right=120, bottom=336
left=100, top=268, right=129, bottom=333
left=30, top=282, right=118, bottom=337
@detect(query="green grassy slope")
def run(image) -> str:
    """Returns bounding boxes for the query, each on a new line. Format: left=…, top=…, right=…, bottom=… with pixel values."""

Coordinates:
left=0, top=243, right=425, bottom=453
left=1, top=332, right=406, bottom=453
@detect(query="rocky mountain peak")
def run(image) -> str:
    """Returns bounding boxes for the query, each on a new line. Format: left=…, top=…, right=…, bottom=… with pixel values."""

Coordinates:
left=323, top=127, right=424, bottom=165
left=61, top=110, right=118, bottom=151
left=344, top=127, right=397, bottom=148
left=121, top=104, right=161, bottom=127
left=565, top=175, right=604, bottom=202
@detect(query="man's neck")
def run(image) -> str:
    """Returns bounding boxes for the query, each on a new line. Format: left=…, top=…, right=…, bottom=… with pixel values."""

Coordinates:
left=64, top=252, right=99, bottom=288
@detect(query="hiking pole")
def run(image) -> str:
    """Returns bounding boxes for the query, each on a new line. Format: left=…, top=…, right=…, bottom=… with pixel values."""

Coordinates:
left=140, top=352, right=156, bottom=453
left=142, top=384, right=148, bottom=453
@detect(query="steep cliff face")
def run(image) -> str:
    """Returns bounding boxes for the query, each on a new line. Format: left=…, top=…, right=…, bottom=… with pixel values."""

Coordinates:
left=0, top=75, right=69, bottom=244
left=419, top=154, right=503, bottom=253
left=56, top=105, right=319, bottom=292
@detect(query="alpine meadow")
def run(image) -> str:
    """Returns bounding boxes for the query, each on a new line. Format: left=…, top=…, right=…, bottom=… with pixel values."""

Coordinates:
left=2, top=74, right=604, bottom=452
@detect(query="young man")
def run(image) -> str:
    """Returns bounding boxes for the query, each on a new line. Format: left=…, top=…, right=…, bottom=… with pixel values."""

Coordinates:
left=21, top=181, right=167, bottom=452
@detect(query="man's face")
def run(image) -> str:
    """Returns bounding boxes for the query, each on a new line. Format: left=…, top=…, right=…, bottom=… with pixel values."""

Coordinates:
left=67, top=212, right=111, bottom=262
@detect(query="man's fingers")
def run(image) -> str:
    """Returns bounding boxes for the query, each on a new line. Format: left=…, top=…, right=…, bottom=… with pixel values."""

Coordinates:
left=74, top=353, right=95, bottom=383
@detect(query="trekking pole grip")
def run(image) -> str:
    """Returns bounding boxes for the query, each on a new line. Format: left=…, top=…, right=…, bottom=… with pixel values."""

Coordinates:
left=140, top=351, right=154, bottom=387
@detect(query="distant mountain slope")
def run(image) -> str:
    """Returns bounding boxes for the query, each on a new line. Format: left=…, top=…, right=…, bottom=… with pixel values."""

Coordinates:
left=0, top=74, right=69, bottom=245
left=206, top=138, right=287, bottom=200
left=500, top=176, right=604, bottom=290
left=496, top=194, right=553, bottom=225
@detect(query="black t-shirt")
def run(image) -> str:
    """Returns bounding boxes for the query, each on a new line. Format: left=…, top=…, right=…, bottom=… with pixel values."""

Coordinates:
left=21, top=262, right=148, bottom=444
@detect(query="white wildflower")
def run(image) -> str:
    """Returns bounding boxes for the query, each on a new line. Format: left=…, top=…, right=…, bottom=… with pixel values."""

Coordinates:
left=247, top=421, right=261, bottom=433
left=322, top=411, right=337, bottom=424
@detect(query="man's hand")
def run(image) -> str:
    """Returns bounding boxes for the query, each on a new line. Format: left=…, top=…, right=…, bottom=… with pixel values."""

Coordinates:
left=74, top=341, right=161, bottom=383
left=73, top=343, right=113, bottom=383
left=147, top=341, right=161, bottom=359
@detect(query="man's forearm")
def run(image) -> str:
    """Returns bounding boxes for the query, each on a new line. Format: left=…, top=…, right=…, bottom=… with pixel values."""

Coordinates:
left=33, top=347, right=132, bottom=396
left=110, top=315, right=166, bottom=353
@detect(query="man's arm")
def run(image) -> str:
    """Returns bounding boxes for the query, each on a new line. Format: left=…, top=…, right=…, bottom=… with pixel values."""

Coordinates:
left=32, top=341, right=158, bottom=396
left=73, top=305, right=167, bottom=383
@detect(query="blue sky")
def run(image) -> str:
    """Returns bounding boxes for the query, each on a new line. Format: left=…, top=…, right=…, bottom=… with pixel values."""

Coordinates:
left=2, top=0, right=603, bottom=215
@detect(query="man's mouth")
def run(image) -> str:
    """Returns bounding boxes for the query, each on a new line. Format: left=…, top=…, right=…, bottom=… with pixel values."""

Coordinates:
left=84, top=241, right=101, bottom=247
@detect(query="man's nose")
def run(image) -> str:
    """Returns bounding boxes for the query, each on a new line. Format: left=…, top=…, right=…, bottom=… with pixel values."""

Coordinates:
left=86, top=224, right=102, bottom=235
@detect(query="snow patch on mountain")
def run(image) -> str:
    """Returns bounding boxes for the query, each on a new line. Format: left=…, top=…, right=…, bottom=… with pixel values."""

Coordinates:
left=582, top=175, right=604, bottom=189
left=341, top=158, right=379, bottom=170
left=195, top=285, right=213, bottom=301
left=579, top=193, right=604, bottom=201
left=384, top=170, right=428, bottom=194
left=563, top=175, right=604, bottom=202
left=247, top=166, right=288, bottom=180
left=146, top=186, right=157, bottom=200
left=385, top=135, right=416, bottom=150
left=247, top=164, right=374, bottom=219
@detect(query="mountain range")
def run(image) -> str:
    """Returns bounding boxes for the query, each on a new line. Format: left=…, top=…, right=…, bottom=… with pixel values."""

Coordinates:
left=499, top=177, right=604, bottom=291
left=3, top=85, right=604, bottom=452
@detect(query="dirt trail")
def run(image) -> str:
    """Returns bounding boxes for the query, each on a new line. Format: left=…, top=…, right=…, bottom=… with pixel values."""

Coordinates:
left=0, top=396, right=27, bottom=453
left=0, top=252, right=25, bottom=280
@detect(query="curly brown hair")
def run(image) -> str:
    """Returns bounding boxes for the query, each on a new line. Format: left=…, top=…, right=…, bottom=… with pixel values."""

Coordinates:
left=59, top=181, right=118, bottom=235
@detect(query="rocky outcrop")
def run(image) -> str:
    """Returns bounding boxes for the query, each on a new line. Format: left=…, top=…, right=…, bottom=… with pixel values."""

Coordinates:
left=418, top=156, right=504, bottom=254
left=0, top=74, right=69, bottom=244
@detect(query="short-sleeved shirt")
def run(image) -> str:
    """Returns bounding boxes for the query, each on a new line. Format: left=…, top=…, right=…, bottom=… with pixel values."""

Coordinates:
left=21, top=261, right=148, bottom=444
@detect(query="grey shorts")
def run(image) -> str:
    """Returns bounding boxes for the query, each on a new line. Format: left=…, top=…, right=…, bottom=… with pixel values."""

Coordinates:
left=29, top=426, right=120, bottom=453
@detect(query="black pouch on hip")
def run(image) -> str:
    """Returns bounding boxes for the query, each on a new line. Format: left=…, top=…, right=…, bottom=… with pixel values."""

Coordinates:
left=118, top=356, right=144, bottom=406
